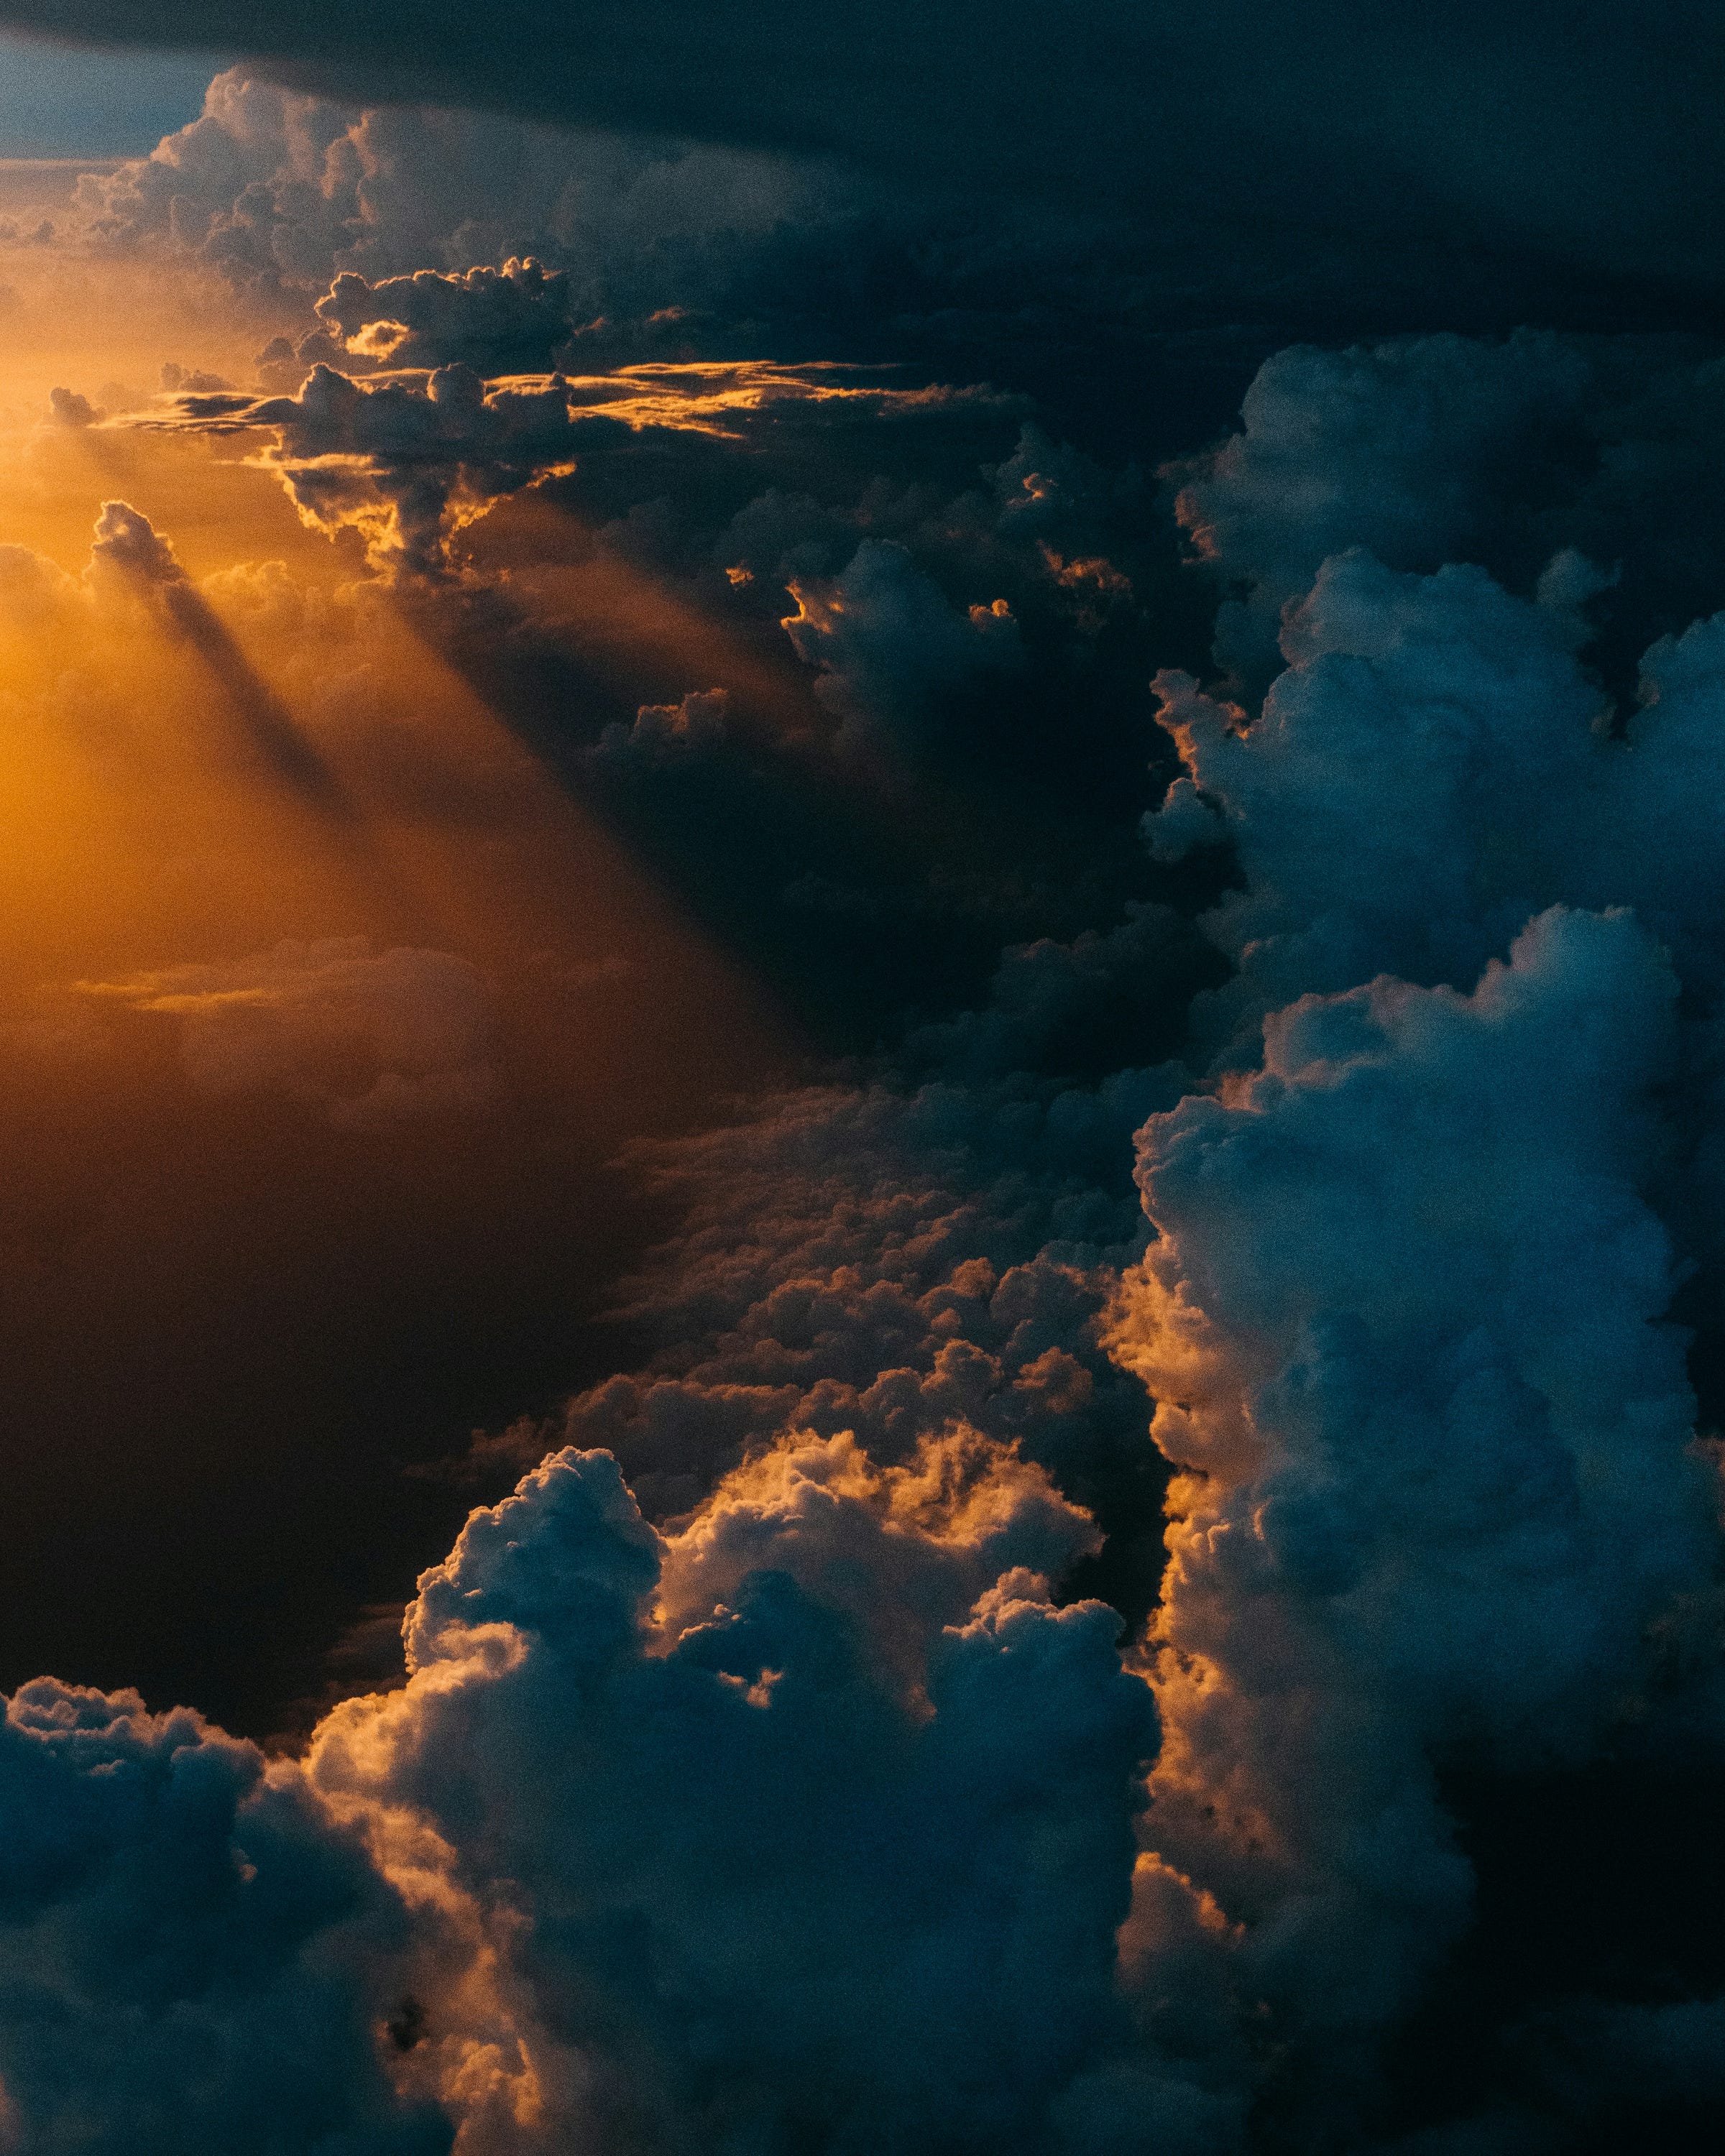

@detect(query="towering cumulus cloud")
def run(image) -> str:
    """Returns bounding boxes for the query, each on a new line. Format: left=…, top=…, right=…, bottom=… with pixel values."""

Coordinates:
left=10, top=20, right=1725, bottom=2155
left=1113, top=908, right=1708, bottom=2122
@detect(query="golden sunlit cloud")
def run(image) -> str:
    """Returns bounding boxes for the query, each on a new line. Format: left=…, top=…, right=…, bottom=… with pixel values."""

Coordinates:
left=116, top=356, right=1021, bottom=575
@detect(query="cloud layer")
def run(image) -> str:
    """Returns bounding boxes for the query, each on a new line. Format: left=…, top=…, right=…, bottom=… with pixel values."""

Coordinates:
left=8, top=34, right=1725, bottom=2155
left=17, top=0, right=1725, bottom=320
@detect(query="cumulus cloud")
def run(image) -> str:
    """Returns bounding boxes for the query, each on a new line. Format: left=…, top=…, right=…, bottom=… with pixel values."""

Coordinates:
left=482, top=688, right=1725, bottom=2136
left=14, top=76, right=1725, bottom=2139
left=1108, top=908, right=1712, bottom=2104
left=140, top=361, right=591, bottom=575
left=1144, top=548, right=1725, bottom=1060
left=80, top=936, right=495, bottom=1127
left=302, top=1437, right=1172, bottom=2155
left=0, top=1426, right=1195, bottom=2155
left=47, top=382, right=101, bottom=425
left=593, top=686, right=728, bottom=767
left=67, top=68, right=833, bottom=307
left=1087, top=336, right=1725, bottom=2136
left=159, top=359, right=233, bottom=392
left=1167, top=333, right=1596, bottom=691
left=454, top=322, right=1725, bottom=2144
left=88, top=495, right=185, bottom=583
left=540, top=943, right=1190, bottom=1493
left=1168, top=333, right=1725, bottom=702
left=313, top=258, right=574, bottom=371
left=52, top=499, right=346, bottom=803
left=1143, top=553, right=1606, bottom=1033
left=781, top=538, right=1022, bottom=755
left=27, top=819, right=1709, bottom=2156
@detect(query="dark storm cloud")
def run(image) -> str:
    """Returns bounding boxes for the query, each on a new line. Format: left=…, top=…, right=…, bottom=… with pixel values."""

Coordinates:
left=13, top=0, right=1725, bottom=321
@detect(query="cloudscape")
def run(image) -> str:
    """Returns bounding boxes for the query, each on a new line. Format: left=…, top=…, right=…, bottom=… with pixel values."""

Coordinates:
left=1, top=8, right=1725, bottom=2153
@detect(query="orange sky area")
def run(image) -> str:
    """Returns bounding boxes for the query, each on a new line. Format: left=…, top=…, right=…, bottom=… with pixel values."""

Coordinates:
left=0, top=195, right=799, bottom=1734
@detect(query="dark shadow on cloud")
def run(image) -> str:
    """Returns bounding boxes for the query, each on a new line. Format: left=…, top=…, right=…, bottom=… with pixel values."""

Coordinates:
left=388, top=549, right=1225, bottom=1059
left=389, top=581, right=1031, bottom=1048
left=1384, top=1756, right=1725, bottom=2146
left=90, top=499, right=346, bottom=810
left=159, top=579, right=349, bottom=811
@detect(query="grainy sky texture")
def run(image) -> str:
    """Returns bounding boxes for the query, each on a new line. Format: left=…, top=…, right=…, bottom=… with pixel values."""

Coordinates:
left=1, top=11, right=1724, bottom=2156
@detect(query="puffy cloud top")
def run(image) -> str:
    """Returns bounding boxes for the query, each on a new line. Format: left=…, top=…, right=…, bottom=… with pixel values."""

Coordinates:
left=313, top=258, right=574, bottom=372
left=298, top=1437, right=1165, bottom=2153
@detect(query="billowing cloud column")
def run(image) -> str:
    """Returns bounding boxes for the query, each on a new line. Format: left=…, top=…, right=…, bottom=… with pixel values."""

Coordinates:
left=1110, top=905, right=1716, bottom=2119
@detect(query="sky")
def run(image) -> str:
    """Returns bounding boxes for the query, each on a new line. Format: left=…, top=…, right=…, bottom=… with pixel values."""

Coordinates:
left=0, top=32, right=219, bottom=152
left=1, top=9, right=1725, bottom=2156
